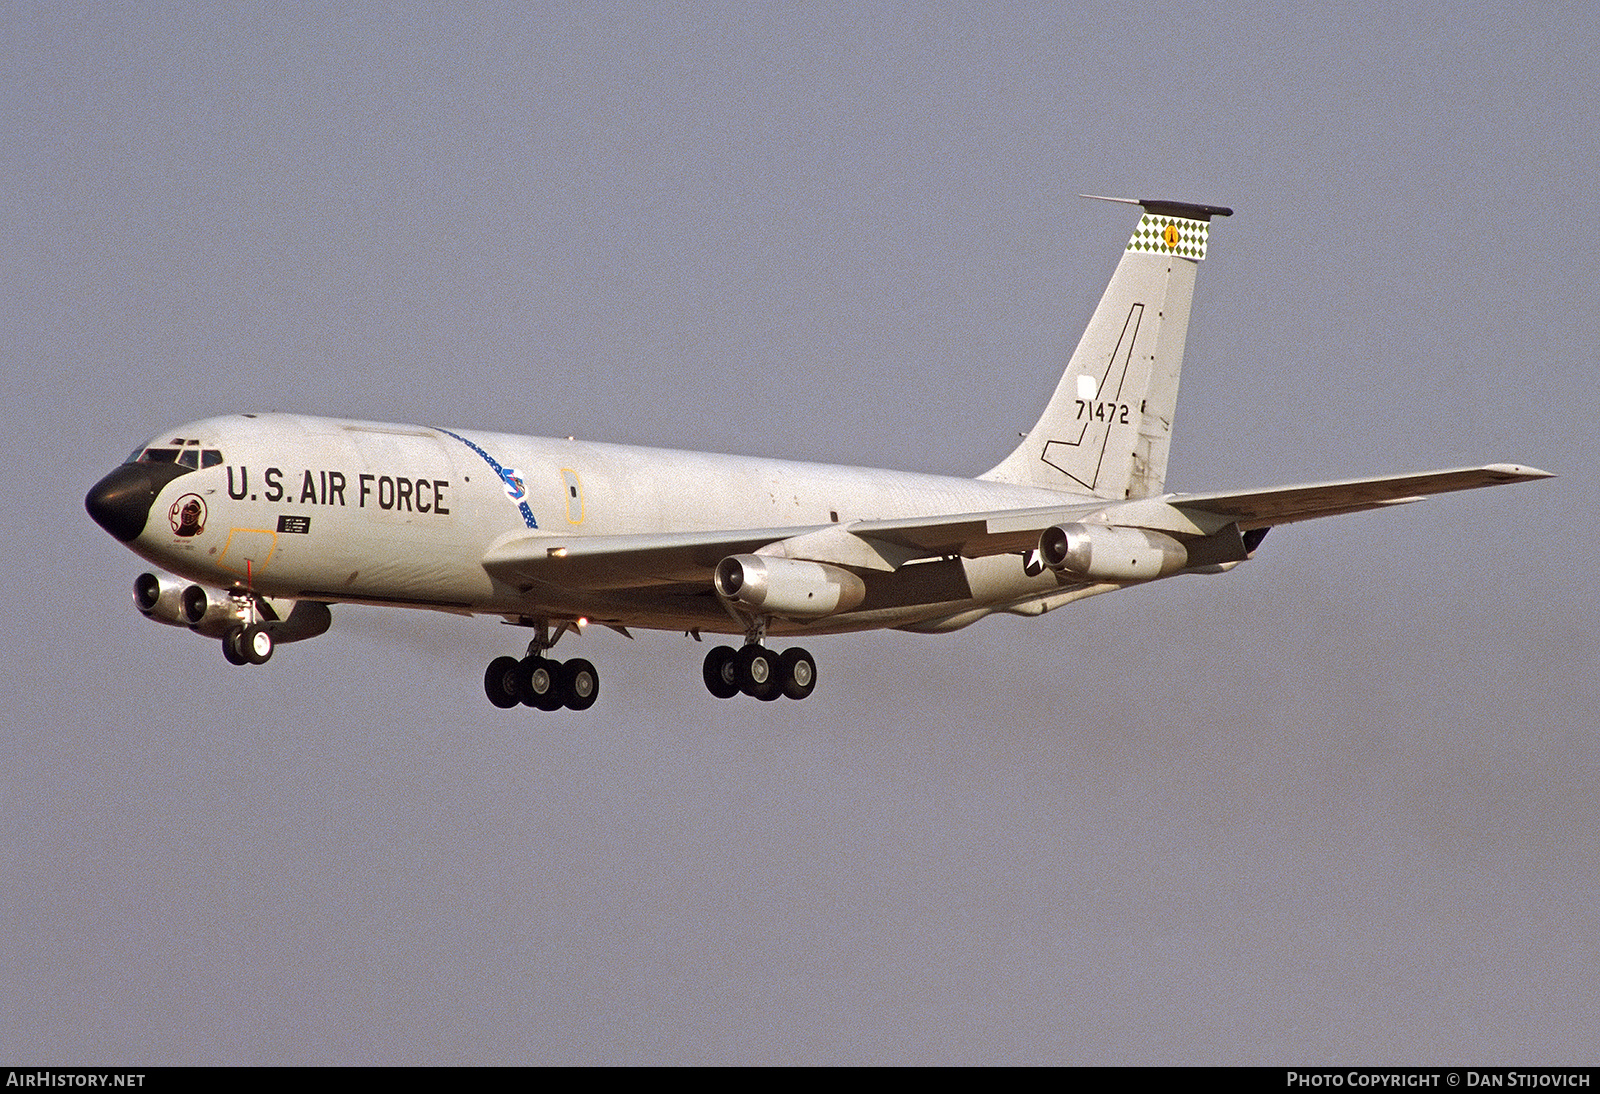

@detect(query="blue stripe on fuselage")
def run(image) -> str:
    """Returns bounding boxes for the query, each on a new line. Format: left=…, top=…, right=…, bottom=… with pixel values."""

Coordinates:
left=433, top=427, right=539, bottom=529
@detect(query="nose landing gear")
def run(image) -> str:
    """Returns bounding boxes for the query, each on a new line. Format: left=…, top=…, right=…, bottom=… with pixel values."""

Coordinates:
left=223, top=623, right=274, bottom=666
left=218, top=592, right=274, bottom=666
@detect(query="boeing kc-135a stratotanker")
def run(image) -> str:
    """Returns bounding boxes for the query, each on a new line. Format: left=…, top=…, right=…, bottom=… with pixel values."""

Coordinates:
left=85, top=198, right=1550, bottom=711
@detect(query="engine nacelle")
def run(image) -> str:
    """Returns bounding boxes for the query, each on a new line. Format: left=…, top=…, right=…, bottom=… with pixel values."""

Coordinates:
left=133, top=572, right=199, bottom=629
left=133, top=572, right=332, bottom=643
left=136, top=571, right=248, bottom=635
left=178, top=582, right=252, bottom=638
left=1038, top=523, right=1189, bottom=581
left=714, top=554, right=867, bottom=618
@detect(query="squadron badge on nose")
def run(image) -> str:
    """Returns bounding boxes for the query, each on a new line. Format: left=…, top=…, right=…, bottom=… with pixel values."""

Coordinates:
left=170, top=494, right=207, bottom=537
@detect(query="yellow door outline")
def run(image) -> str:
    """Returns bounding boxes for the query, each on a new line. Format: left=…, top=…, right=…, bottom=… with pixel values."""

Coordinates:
left=561, top=469, right=584, bottom=525
left=218, top=528, right=278, bottom=579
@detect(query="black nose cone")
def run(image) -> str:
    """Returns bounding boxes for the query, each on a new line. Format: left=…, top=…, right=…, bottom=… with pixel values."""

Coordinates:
left=86, top=462, right=190, bottom=542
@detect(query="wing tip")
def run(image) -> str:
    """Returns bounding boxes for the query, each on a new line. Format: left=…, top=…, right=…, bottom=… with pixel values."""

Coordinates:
left=1483, top=463, right=1555, bottom=481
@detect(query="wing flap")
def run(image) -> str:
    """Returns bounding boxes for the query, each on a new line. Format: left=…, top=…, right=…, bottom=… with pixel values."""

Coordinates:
left=845, top=502, right=1106, bottom=559
left=482, top=526, right=822, bottom=590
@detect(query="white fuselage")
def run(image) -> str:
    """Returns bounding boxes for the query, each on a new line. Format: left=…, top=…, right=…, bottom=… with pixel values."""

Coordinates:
left=121, top=413, right=1095, bottom=637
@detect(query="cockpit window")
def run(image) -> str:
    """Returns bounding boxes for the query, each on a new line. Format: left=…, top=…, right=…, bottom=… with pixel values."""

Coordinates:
left=126, top=439, right=225, bottom=467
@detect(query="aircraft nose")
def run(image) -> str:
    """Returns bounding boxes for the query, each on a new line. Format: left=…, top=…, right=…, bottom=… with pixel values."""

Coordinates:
left=85, top=463, right=166, bottom=542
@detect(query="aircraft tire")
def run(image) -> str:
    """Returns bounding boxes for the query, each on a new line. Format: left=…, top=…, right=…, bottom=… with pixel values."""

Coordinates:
left=484, top=656, right=522, bottom=709
left=222, top=627, right=249, bottom=666
left=241, top=624, right=274, bottom=665
left=779, top=647, right=817, bottom=700
left=560, top=658, right=599, bottom=711
left=737, top=644, right=780, bottom=700
left=518, top=656, right=564, bottom=711
left=703, top=646, right=741, bottom=699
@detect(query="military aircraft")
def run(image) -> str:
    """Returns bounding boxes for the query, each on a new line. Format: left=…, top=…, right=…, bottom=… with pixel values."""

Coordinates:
left=85, top=197, right=1549, bottom=711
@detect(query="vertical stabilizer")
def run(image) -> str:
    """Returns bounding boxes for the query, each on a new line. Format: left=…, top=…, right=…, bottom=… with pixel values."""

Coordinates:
left=980, top=197, right=1230, bottom=498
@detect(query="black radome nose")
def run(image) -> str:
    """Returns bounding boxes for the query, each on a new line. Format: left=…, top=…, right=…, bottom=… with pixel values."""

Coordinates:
left=86, top=462, right=191, bottom=542
left=86, top=464, right=158, bottom=541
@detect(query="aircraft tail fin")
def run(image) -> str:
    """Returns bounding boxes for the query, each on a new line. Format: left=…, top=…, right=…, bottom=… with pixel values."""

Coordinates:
left=980, top=197, right=1231, bottom=499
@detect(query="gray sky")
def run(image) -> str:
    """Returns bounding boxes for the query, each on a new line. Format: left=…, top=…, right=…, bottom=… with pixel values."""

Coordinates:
left=4, top=0, right=1595, bottom=1064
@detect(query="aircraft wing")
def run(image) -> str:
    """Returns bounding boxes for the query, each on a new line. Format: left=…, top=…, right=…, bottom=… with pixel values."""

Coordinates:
left=477, top=509, right=1064, bottom=592
left=481, top=496, right=1122, bottom=587
left=832, top=464, right=1553, bottom=557
left=1158, top=463, right=1552, bottom=530
left=481, top=464, right=1551, bottom=593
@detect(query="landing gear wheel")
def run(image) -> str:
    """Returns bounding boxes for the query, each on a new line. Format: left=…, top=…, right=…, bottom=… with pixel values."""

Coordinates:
left=484, top=656, right=522, bottom=709
left=703, top=646, right=741, bottom=699
left=779, top=647, right=817, bottom=700
left=222, top=627, right=248, bottom=666
left=737, top=644, right=781, bottom=701
left=518, top=656, right=564, bottom=711
left=241, top=623, right=273, bottom=665
left=560, top=658, right=599, bottom=711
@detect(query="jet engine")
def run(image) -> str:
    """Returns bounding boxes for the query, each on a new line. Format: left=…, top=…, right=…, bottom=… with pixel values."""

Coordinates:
left=133, top=571, right=198, bottom=629
left=714, top=554, right=867, bottom=618
left=1038, top=523, right=1189, bottom=581
left=135, top=572, right=255, bottom=637
left=178, top=581, right=251, bottom=638
left=133, top=572, right=333, bottom=643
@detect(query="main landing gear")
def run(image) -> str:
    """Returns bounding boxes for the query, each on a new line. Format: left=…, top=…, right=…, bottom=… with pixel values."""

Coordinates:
left=483, top=621, right=598, bottom=712
left=484, top=654, right=598, bottom=711
left=701, top=614, right=817, bottom=702
left=481, top=620, right=818, bottom=709
left=701, top=644, right=816, bottom=701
